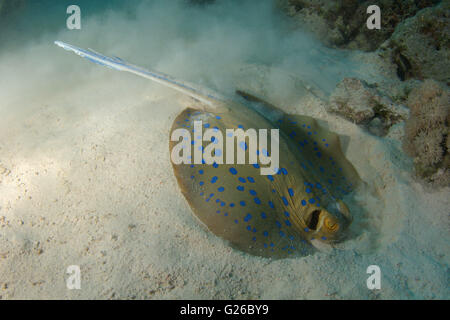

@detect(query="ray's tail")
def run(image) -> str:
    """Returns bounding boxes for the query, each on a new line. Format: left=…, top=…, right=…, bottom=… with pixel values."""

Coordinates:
left=54, top=41, right=224, bottom=106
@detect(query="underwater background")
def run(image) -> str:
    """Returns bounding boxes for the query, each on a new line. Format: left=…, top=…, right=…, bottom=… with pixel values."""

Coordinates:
left=0, top=0, right=448, bottom=299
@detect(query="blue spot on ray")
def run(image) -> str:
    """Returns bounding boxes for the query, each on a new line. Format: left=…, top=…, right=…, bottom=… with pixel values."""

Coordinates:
left=177, top=113, right=359, bottom=257
left=239, top=142, right=248, bottom=151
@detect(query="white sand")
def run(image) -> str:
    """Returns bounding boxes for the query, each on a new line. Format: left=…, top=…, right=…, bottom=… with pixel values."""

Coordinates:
left=1, top=47, right=448, bottom=300
left=0, top=1, right=448, bottom=300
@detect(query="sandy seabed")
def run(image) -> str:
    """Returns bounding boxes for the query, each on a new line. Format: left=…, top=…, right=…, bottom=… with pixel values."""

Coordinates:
left=0, top=39, right=449, bottom=300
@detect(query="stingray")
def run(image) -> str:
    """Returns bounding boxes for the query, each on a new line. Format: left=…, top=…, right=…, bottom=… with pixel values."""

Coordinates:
left=55, top=41, right=361, bottom=258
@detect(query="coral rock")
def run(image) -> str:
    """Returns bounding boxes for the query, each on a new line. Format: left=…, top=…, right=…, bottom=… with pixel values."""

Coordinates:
left=329, top=78, right=375, bottom=123
left=382, top=1, right=450, bottom=82
left=328, top=78, right=409, bottom=134
left=279, top=0, right=439, bottom=52
left=402, top=79, right=450, bottom=186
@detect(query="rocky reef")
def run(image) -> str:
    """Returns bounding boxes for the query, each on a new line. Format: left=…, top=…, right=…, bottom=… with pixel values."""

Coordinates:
left=380, top=1, right=449, bottom=83
left=278, top=0, right=441, bottom=51
left=277, top=0, right=449, bottom=187
left=279, top=0, right=449, bottom=83
left=328, top=77, right=409, bottom=136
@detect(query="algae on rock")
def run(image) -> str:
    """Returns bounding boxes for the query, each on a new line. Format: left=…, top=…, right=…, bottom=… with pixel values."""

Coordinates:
left=402, top=79, right=449, bottom=187
left=278, top=0, right=439, bottom=52
left=381, top=1, right=450, bottom=83
left=328, top=78, right=409, bottom=135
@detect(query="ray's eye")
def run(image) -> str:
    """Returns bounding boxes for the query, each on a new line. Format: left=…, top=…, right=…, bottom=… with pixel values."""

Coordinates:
left=324, top=218, right=339, bottom=232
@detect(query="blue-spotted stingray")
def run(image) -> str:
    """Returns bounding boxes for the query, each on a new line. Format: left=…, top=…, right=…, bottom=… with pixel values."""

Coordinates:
left=55, top=41, right=361, bottom=258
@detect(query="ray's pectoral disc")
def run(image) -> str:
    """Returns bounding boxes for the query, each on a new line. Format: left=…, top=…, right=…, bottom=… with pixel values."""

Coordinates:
left=169, top=104, right=360, bottom=259
left=53, top=41, right=361, bottom=258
